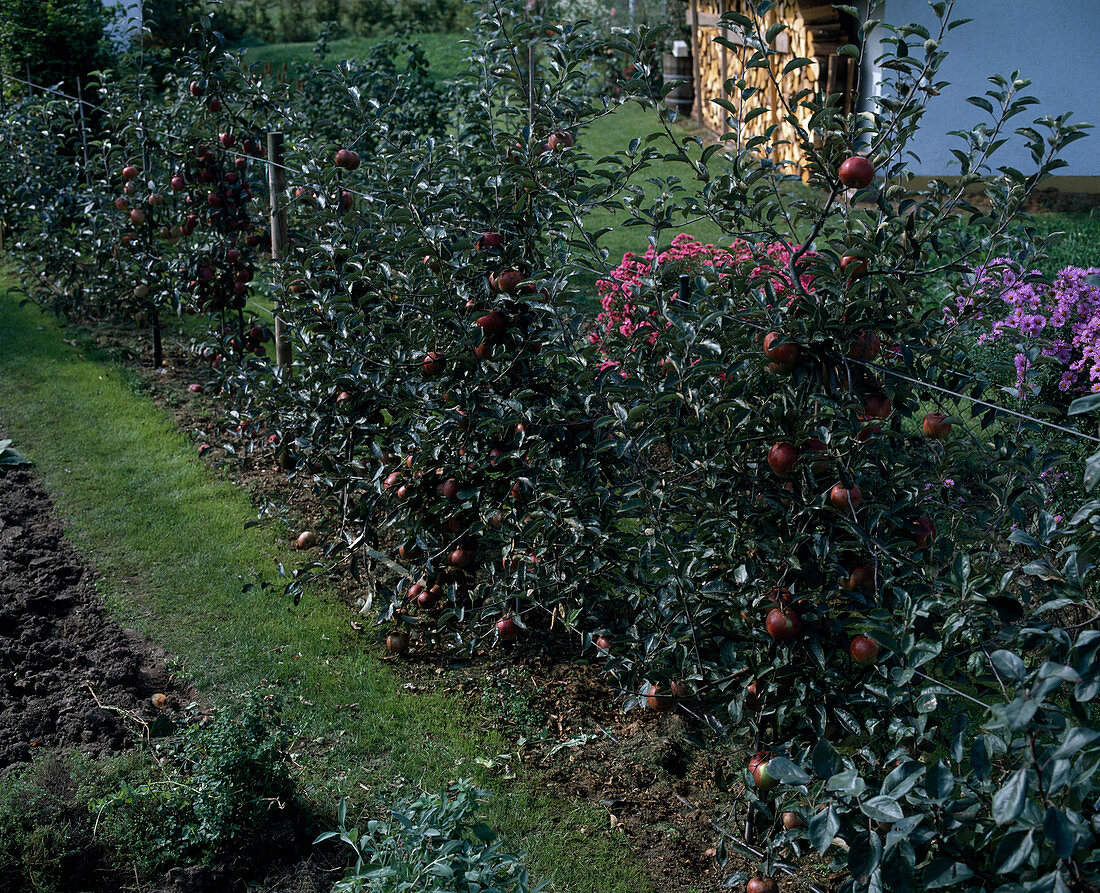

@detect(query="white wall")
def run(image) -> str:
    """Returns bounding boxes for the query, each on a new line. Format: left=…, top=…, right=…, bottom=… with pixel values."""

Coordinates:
left=863, top=0, right=1098, bottom=179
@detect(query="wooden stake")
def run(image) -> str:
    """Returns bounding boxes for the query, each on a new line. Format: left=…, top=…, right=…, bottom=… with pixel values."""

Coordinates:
left=151, top=307, right=163, bottom=369
left=267, top=132, right=292, bottom=374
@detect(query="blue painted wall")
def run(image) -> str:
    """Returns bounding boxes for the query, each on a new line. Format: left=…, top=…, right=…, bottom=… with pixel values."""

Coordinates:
left=104, top=0, right=142, bottom=46
left=863, top=0, right=1098, bottom=179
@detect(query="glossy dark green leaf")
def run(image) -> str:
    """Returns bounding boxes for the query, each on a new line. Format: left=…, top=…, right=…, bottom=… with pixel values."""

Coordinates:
left=923, top=858, right=974, bottom=889
left=992, top=766, right=1029, bottom=825
left=809, top=804, right=840, bottom=854
left=861, top=796, right=904, bottom=823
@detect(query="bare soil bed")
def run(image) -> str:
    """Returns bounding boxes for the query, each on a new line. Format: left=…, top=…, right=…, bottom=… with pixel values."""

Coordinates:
left=0, top=455, right=332, bottom=892
left=0, top=466, right=184, bottom=770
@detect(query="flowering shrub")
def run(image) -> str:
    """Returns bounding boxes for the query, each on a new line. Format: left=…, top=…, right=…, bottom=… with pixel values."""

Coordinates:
left=592, top=233, right=813, bottom=358
left=956, top=261, right=1100, bottom=397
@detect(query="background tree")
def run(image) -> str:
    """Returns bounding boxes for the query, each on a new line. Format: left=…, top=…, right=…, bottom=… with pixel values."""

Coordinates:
left=0, top=0, right=112, bottom=93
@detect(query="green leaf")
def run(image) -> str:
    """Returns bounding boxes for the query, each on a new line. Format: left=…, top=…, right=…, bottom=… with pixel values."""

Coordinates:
left=765, top=756, right=810, bottom=785
left=881, top=762, right=925, bottom=799
left=994, top=828, right=1035, bottom=873
left=923, top=858, right=974, bottom=889
left=782, top=57, right=813, bottom=75
left=0, top=440, right=32, bottom=469
left=472, top=821, right=496, bottom=842
left=1085, top=449, right=1100, bottom=491
left=1068, top=393, right=1100, bottom=415
left=990, top=649, right=1026, bottom=683
left=861, top=796, right=904, bottom=823
left=925, top=761, right=954, bottom=802
left=809, top=804, right=840, bottom=853
left=992, top=766, right=1029, bottom=825
left=1043, top=807, right=1077, bottom=859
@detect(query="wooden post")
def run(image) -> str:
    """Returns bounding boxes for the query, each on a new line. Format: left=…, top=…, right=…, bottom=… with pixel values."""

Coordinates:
left=267, top=132, right=292, bottom=374
left=76, top=77, right=92, bottom=187
left=151, top=306, right=163, bottom=369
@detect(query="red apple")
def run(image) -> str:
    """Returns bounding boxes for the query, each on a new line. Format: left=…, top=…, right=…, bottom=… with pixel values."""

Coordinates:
left=207, top=97, right=221, bottom=112
left=476, top=310, right=509, bottom=337
left=385, top=632, right=409, bottom=655
left=767, top=442, right=799, bottom=477
left=863, top=394, right=892, bottom=419
left=838, top=155, right=875, bottom=189
left=781, top=811, right=806, bottom=830
left=766, top=587, right=792, bottom=607
left=114, top=196, right=130, bottom=211
left=765, top=608, right=802, bottom=642
left=449, top=548, right=475, bottom=568
left=170, top=176, right=186, bottom=191
left=595, top=635, right=611, bottom=654
left=905, top=515, right=935, bottom=548
left=922, top=412, right=952, bottom=439
left=829, top=483, right=862, bottom=511
left=476, top=231, right=505, bottom=251
left=441, top=478, right=460, bottom=501
left=848, top=331, right=881, bottom=361
left=496, top=616, right=518, bottom=641
left=422, top=351, right=445, bottom=376
left=121, top=165, right=138, bottom=180
left=296, top=530, right=317, bottom=549
left=646, top=683, right=675, bottom=712
left=189, top=81, right=204, bottom=97
left=841, top=255, right=869, bottom=278
left=762, top=331, right=799, bottom=366
left=129, top=208, right=146, bottom=224
left=850, top=634, right=880, bottom=666
left=495, top=269, right=524, bottom=294
left=219, top=131, right=234, bottom=149
left=334, top=148, right=361, bottom=170
left=744, top=680, right=761, bottom=711
left=547, top=130, right=574, bottom=151
left=843, top=565, right=875, bottom=591
left=747, top=877, right=779, bottom=893
left=749, top=752, right=780, bottom=793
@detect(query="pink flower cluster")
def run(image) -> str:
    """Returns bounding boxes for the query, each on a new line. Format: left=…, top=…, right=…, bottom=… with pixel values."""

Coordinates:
left=592, top=234, right=811, bottom=356
left=971, top=262, right=1100, bottom=395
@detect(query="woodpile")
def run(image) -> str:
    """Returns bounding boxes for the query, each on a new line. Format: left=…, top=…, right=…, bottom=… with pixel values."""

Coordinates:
left=688, top=0, right=857, bottom=169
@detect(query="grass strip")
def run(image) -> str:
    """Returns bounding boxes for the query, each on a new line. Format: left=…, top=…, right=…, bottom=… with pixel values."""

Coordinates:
left=0, top=282, right=653, bottom=893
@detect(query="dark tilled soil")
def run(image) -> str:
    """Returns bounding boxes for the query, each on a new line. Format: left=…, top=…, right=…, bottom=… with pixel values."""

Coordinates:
left=0, top=460, right=335, bottom=892
left=0, top=468, right=186, bottom=770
